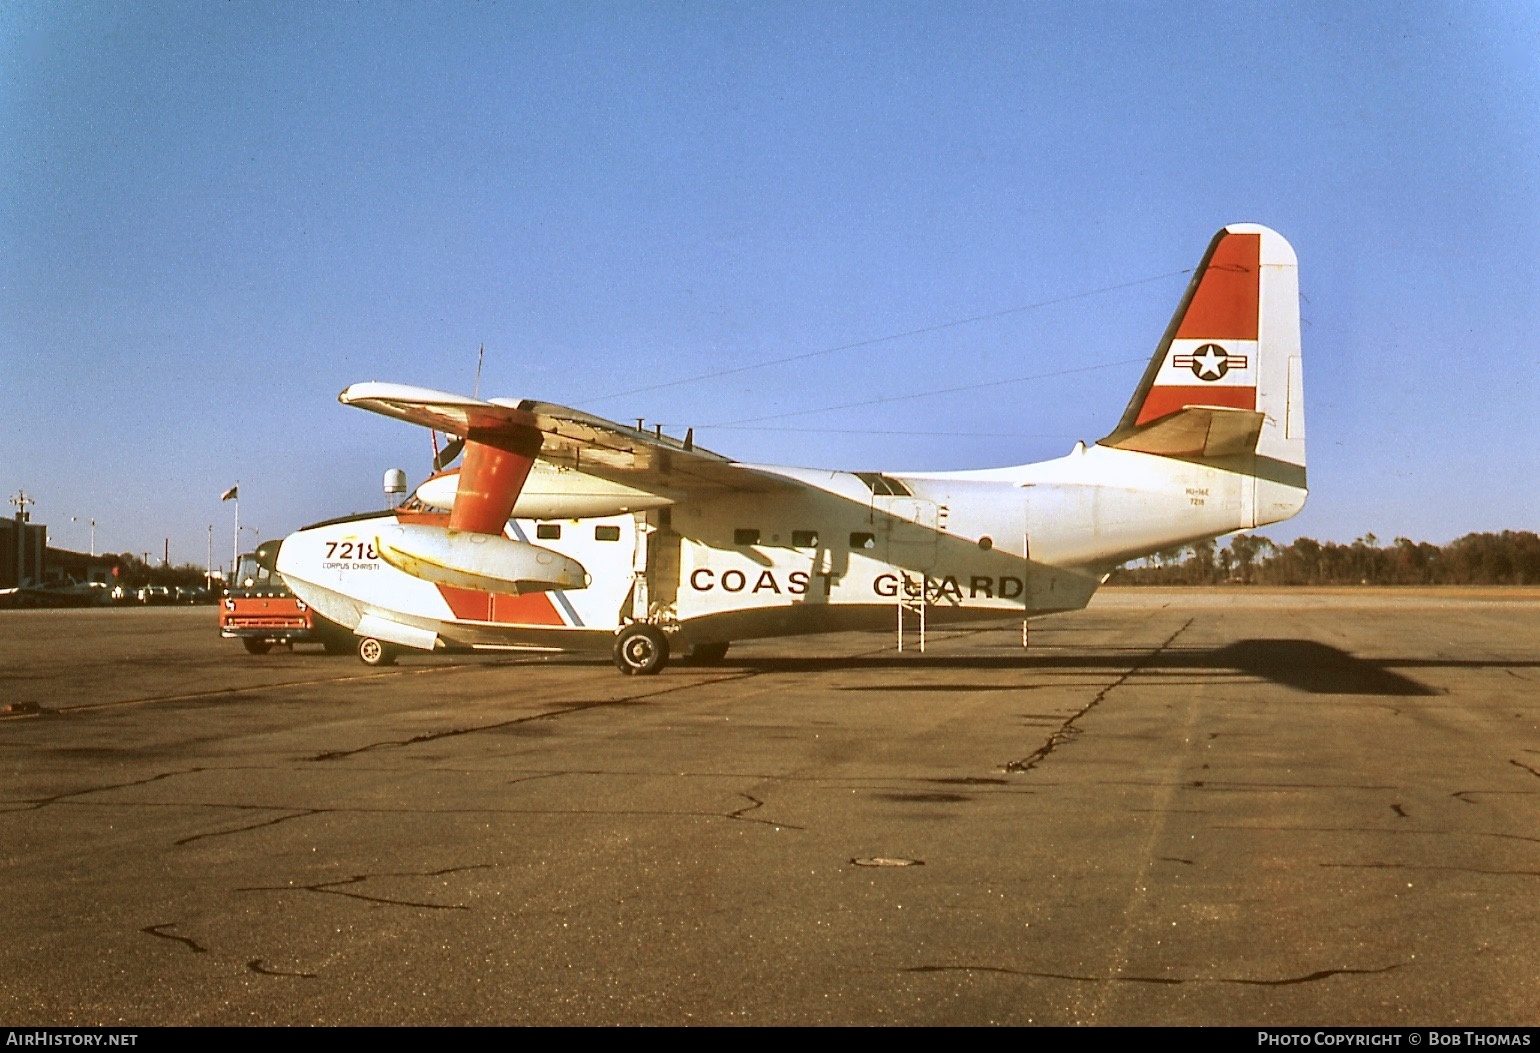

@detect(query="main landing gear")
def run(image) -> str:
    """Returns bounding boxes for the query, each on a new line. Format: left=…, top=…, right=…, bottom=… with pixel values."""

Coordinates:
left=613, top=624, right=669, bottom=675
left=611, top=629, right=731, bottom=674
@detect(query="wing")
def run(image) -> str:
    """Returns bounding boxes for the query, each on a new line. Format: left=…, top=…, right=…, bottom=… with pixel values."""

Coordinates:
left=339, top=382, right=794, bottom=494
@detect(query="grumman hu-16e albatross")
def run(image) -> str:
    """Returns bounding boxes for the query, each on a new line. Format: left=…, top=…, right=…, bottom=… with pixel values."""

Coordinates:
left=277, top=224, right=1307, bottom=674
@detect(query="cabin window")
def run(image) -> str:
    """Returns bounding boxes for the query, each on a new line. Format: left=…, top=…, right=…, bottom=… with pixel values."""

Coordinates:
left=849, top=532, right=876, bottom=550
left=594, top=525, right=621, bottom=542
left=734, top=528, right=760, bottom=545
left=791, top=530, right=819, bottom=548
left=854, top=472, right=912, bottom=497
left=536, top=524, right=561, bottom=540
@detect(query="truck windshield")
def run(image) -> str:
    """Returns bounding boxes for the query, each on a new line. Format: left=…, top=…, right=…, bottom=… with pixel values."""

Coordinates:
left=235, top=557, right=271, bottom=589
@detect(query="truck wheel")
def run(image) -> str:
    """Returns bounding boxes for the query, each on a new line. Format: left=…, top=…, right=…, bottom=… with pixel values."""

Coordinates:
left=357, top=636, right=396, bottom=667
left=687, top=641, right=730, bottom=665
left=613, top=624, right=669, bottom=676
left=242, top=639, right=273, bottom=656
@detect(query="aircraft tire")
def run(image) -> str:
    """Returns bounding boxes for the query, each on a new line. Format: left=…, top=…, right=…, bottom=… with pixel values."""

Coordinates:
left=614, top=624, right=669, bottom=676
left=242, top=638, right=273, bottom=656
left=687, top=641, right=730, bottom=665
left=357, top=636, right=397, bottom=667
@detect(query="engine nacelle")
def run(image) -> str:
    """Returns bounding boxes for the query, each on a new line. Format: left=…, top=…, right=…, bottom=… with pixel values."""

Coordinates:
left=375, top=524, right=588, bottom=595
left=414, top=463, right=676, bottom=520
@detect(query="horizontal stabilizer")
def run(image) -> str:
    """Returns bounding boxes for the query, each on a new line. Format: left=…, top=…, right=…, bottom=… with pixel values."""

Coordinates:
left=375, top=524, right=589, bottom=595
left=1101, top=405, right=1264, bottom=459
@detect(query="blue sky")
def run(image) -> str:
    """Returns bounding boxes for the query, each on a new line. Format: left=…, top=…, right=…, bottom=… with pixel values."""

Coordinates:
left=3, top=1, right=1537, bottom=567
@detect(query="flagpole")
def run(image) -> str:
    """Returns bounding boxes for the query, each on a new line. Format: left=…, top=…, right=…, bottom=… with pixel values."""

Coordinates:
left=230, top=483, right=239, bottom=583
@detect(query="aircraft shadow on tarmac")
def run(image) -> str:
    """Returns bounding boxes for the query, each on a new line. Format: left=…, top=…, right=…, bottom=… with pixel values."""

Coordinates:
left=725, top=639, right=1497, bottom=697
left=305, top=635, right=1538, bottom=697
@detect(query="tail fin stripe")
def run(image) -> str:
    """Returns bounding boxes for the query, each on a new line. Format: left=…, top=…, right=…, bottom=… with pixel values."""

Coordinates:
left=1174, top=233, right=1260, bottom=341
left=1136, top=385, right=1257, bottom=424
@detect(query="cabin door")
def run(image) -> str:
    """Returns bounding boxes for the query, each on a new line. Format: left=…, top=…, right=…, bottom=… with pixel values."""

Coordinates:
left=878, top=497, right=939, bottom=575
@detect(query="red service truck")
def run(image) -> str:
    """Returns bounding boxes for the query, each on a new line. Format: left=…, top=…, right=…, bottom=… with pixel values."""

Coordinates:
left=220, top=539, right=351, bottom=655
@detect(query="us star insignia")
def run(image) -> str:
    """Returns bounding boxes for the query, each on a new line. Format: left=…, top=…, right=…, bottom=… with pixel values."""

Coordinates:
left=1173, top=343, right=1247, bottom=381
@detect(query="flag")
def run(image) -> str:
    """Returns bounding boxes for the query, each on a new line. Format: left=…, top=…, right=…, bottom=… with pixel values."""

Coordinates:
left=220, top=486, right=238, bottom=502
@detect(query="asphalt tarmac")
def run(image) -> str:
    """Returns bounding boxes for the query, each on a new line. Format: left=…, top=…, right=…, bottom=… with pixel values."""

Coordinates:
left=2, top=589, right=1537, bottom=1025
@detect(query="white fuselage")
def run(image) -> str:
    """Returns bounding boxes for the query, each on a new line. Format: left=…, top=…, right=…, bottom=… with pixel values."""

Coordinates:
left=276, top=443, right=1304, bottom=654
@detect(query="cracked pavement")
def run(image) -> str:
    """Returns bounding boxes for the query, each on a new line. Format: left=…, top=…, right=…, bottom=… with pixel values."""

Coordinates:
left=1, top=594, right=1538, bottom=1024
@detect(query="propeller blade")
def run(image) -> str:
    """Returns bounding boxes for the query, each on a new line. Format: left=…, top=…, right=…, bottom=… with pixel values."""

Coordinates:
left=433, top=436, right=466, bottom=471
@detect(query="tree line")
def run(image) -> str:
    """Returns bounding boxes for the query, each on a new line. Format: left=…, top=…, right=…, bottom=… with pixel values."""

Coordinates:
left=1108, top=531, right=1540, bottom=586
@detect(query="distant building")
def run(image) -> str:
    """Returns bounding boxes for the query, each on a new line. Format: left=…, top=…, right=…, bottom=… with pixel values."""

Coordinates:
left=2, top=512, right=116, bottom=589
left=1, top=515, right=46, bottom=589
left=47, top=546, right=115, bottom=586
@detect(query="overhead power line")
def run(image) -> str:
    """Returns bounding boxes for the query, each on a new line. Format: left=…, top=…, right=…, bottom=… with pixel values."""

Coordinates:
left=578, top=267, right=1192, bottom=408
left=703, top=426, right=1080, bottom=438
left=699, top=357, right=1148, bottom=428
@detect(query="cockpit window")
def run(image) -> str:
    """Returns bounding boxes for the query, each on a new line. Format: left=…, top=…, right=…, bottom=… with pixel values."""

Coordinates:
left=853, top=472, right=912, bottom=497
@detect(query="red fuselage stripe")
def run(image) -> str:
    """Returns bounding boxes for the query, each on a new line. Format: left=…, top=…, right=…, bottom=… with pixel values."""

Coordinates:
left=436, top=584, right=566, bottom=626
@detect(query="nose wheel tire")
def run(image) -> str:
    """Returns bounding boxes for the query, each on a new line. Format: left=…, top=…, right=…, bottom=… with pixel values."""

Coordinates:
left=357, top=636, right=397, bottom=667
left=614, top=624, right=669, bottom=675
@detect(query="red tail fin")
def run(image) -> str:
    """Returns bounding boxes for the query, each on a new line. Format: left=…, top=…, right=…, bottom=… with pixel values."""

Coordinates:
left=1128, top=229, right=1262, bottom=427
left=1106, top=224, right=1303, bottom=474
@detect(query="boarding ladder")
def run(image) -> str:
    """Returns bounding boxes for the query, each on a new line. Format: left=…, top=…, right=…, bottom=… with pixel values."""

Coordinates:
left=896, top=574, right=928, bottom=653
